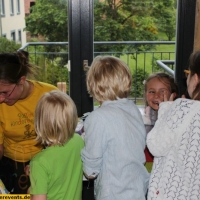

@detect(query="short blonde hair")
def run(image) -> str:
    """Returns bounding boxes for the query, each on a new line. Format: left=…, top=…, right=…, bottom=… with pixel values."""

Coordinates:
left=87, top=56, right=132, bottom=102
left=34, top=90, right=78, bottom=146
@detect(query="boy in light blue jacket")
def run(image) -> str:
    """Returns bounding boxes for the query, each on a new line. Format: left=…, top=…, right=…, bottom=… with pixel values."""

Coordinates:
left=81, top=55, right=149, bottom=200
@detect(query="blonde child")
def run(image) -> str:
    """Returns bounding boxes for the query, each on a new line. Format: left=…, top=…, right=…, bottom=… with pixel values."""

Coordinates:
left=142, top=72, right=178, bottom=173
left=147, top=50, right=200, bottom=199
left=29, top=90, right=84, bottom=200
left=81, top=55, right=149, bottom=200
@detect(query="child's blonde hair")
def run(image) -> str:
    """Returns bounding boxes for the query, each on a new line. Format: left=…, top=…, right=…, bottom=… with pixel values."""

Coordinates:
left=87, top=56, right=132, bottom=102
left=34, top=90, right=78, bottom=146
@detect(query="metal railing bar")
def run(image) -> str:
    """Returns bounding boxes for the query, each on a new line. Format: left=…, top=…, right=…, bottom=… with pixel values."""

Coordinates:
left=18, top=41, right=175, bottom=51
left=156, top=60, right=175, bottom=76
left=94, top=41, right=175, bottom=45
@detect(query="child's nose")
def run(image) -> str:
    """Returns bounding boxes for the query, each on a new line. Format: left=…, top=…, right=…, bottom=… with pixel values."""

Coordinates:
left=154, top=92, right=163, bottom=98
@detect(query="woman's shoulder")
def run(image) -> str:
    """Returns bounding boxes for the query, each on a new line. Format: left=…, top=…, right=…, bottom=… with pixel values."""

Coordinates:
left=30, top=80, right=58, bottom=91
left=159, top=98, right=200, bottom=111
left=173, top=98, right=200, bottom=109
left=159, top=98, right=200, bottom=123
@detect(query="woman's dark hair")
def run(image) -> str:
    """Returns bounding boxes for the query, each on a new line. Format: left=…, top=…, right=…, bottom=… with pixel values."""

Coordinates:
left=144, top=72, right=179, bottom=106
left=0, top=50, right=34, bottom=83
left=188, top=50, right=200, bottom=100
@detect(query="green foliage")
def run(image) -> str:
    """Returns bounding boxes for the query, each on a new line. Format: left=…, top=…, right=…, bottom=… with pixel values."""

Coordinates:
left=24, top=45, right=69, bottom=90
left=159, top=9, right=176, bottom=41
left=32, top=55, right=69, bottom=88
left=23, top=0, right=176, bottom=91
left=131, top=68, right=149, bottom=98
left=25, top=0, right=68, bottom=42
left=94, top=0, right=158, bottom=52
left=46, top=59, right=69, bottom=87
left=0, top=37, right=21, bottom=53
left=152, top=0, right=176, bottom=41
left=25, top=0, right=176, bottom=48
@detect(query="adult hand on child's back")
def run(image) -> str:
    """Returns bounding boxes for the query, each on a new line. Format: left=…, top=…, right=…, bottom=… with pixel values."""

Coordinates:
left=24, top=165, right=31, bottom=194
left=24, top=165, right=30, bottom=176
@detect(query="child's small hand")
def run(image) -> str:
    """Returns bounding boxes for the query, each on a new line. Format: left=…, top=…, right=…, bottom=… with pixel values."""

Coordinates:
left=163, top=91, right=176, bottom=102
left=84, top=172, right=97, bottom=179
left=181, top=94, right=186, bottom=98
left=169, top=93, right=176, bottom=101
left=157, top=91, right=176, bottom=105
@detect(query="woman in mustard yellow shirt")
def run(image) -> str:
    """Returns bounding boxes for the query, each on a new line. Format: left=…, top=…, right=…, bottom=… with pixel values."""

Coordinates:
left=0, top=51, right=58, bottom=194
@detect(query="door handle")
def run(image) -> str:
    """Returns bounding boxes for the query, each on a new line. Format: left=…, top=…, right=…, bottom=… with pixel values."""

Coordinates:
left=83, top=60, right=90, bottom=71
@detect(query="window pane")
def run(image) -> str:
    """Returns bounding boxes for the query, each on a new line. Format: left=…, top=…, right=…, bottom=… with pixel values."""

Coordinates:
left=11, top=31, right=15, bottom=41
left=17, top=0, right=20, bottom=13
left=1, top=0, right=5, bottom=15
left=10, top=0, right=14, bottom=14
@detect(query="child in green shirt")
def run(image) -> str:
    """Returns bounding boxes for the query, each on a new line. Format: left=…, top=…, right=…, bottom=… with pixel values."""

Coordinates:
left=29, top=90, right=84, bottom=200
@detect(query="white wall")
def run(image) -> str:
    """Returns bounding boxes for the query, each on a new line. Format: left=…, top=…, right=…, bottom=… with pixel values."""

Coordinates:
left=1, top=0, right=26, bottom=46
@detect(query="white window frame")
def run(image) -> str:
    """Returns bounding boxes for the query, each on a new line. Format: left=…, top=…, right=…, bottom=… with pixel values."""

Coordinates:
left=18, top=29, right=21, bottom=43
left=16, top=0, right=20, bottom=14
left=10, top=0, right=14, bottom=15
left=1, top=0, right=5, bottom=16
left=11, top=30, right=16, bottom=41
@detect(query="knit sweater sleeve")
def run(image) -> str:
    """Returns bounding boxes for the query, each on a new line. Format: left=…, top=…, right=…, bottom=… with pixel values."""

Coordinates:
left=147, top=99, right=200, bottom=157
left=146, top=101, right=175, bottom=157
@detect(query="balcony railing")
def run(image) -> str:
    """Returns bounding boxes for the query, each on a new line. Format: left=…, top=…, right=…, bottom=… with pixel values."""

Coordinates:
left=19, top=41, right=175, bottom=105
